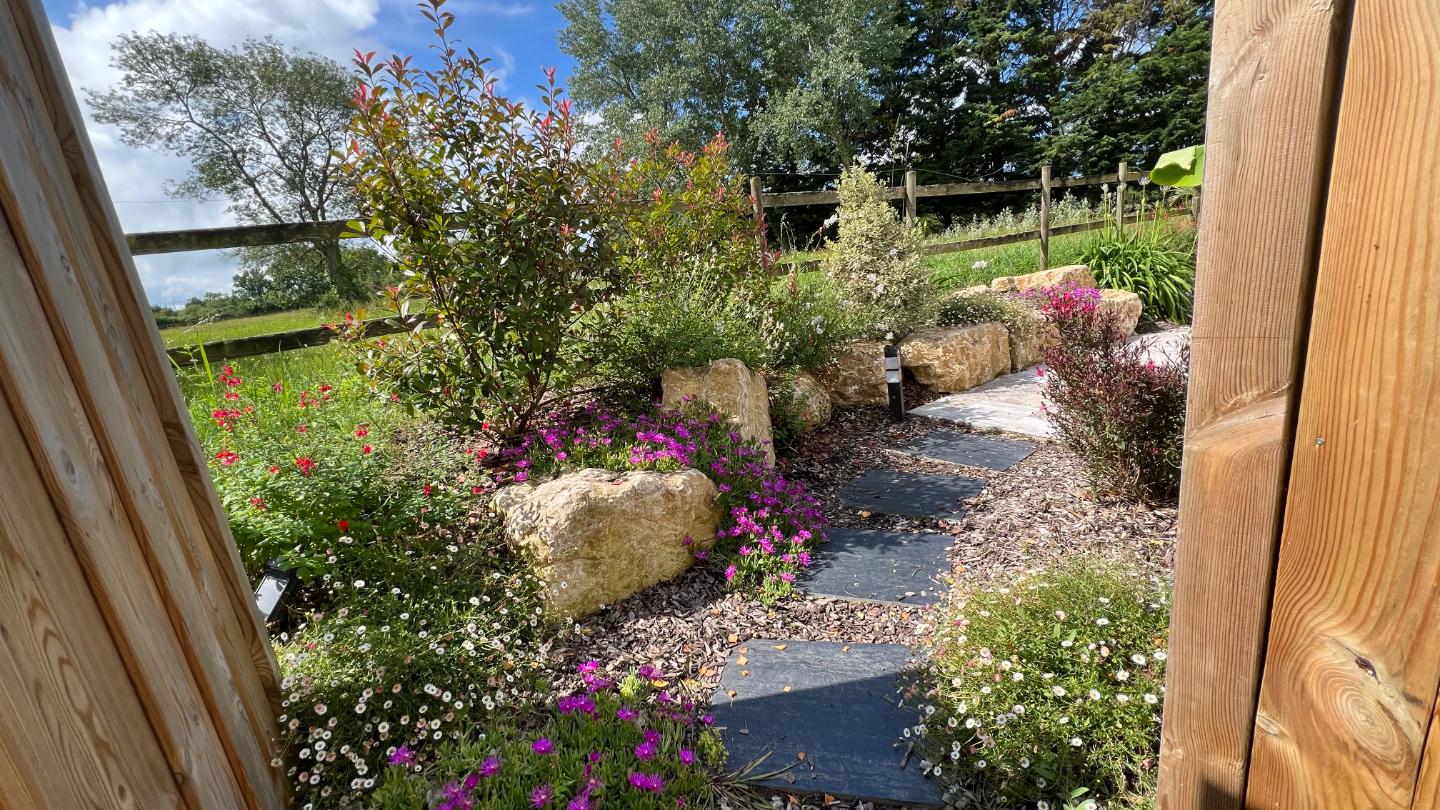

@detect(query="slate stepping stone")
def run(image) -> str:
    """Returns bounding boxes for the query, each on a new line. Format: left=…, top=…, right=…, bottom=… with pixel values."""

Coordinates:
left=710, top=640, right=942, bottom=808
left=899, top=430, right=1035, bottom=471
left=838, top=469, right=984, bottom=519
left=802, top=528, right=951, bottom=604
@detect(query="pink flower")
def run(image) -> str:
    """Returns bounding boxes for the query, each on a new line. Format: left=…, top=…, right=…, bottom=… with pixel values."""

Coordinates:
left=724, top=565, right=737, bottom=581
left=388, top=745, right=415, bottom=767
left=532, top=738, right=554, bottom=755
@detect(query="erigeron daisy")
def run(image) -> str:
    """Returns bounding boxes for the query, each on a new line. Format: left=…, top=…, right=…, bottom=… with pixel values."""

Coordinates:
left=1116, top=669, right=1131, bottom=681
left=1088, top=689, right=1102, bottom=700
left=1144, top=693, right=1159, bottom=704
left=1131, top=653, right=1148, bottom=665
left=1053, top=686, right=1067, bottom=697
left=1069, top=736, right=1083, bottom=747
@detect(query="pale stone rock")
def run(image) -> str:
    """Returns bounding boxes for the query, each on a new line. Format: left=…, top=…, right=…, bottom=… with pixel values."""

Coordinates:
left=1008, top=309, right=1052, bottom=371
left=989, top=264, right=1096, bottom=293
left=774, top=372, right=832, bottom=432
left=662, top=358, right=774, bottom=463
left=493, top=469, right=721, bottom=618
left=1098, top=288, right=1143, bottom=336
left=810, top=340, right=889, bottom=406
left=900, top=323, right=1012, bottom=393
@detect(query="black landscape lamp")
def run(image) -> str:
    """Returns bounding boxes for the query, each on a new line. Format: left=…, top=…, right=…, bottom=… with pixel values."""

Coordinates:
left=254, top=560, right=296, bottom=624
left=884, top=344, right=905, bottom=421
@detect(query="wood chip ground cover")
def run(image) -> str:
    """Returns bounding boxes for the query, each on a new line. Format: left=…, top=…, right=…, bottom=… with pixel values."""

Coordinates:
left=541, top=405, right=1176, bottom=808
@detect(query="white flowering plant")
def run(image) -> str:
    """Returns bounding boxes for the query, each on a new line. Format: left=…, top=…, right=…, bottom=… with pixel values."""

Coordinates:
left=908, top=561, right=1170, bottom=807
left=823, top=166, right=935, bottom=341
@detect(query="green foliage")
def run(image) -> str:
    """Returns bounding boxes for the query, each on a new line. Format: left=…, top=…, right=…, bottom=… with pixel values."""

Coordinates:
left=559, top=0, right=905, bottom=169
left=1149, top=145, right=1205, bottom=188
left=183, top=350, right=481, bottom=580
left=594, top=134, right=850, bottom=393
left=231, top=244, right=395, bottom=311
left=1078, top=224, right=1195, bottom=324
left=935, top=289, right=1034, bottom=333
left=345, top=4, right=622, bottom=440
left=912, top=561, right=1170, bottom=808
left=823, top=167, right=934, bottom=340
left=371, top=678, right=720, bottom=809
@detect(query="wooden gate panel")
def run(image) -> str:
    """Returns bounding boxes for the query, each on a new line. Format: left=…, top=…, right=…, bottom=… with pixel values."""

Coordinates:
left=1245, top=0, right=1440, bottom=805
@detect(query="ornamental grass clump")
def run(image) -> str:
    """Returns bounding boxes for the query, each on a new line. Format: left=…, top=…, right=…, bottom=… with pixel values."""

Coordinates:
left=512, top=401, right=826, bottom=602
left=823, top=166, right=934, bottom=341
left=1026, top=284, right=1188, bottom=501
left=369, top=664, right=722, bottom=809
left=909, top=561, right=1170, bottom=808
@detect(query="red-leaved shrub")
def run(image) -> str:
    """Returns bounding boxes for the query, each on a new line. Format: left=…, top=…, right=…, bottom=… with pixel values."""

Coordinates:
left=1029, top=285, right=1188, bottom=500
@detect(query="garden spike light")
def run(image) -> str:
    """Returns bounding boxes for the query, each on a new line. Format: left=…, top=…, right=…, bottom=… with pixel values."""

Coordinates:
left=884, top=344, right=905, bottom=421
left=254, top=559, right=297, bottom=624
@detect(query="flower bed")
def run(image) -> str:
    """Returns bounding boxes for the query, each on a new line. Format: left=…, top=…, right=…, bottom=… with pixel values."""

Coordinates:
left=511, top=401, right=827, bottom=602
left=908, top=561, right=1170, bottom=808
left=371, top=665, right=721, bottom=809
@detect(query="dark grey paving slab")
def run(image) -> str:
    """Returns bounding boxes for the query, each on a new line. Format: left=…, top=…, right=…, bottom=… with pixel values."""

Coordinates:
left=710, top=640, right=942, bottom=807
left=900, top=430, right=1035, bottom=471
left=802, top=528, right=951, bottom=604
left=838, top=469, right=984, bottom=519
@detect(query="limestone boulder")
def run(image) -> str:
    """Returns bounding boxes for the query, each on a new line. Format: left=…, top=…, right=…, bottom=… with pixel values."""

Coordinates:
left=989, top=264, right=1096, bottom=293
left=662, top=358, right=774, bottom=463
left=1098, top=288, right=1143, bottom=336
left=900, top=323, right=1011, bottom=393
left=811, top=340, right=889, bottom=406
left=1007, top=309, right=1052, bottom=371
left=774, top=372, right=832, bottom=432
left=493, top=468, right=721, bottom=618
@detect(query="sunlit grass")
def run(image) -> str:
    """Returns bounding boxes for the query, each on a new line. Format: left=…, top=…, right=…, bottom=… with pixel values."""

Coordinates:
left=158, top=304, right=396, bottom=348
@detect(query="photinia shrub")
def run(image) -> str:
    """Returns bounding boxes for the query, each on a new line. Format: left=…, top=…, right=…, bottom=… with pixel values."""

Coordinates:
left=510, top=401, right=827, bottom=602
left=345, top=1, right=622, bottom=441
left=908, top=561, right=1170, bottom=807
left=369, top=665, right=722, bottom=809
left=1024, top=285, right=1188, bottom=501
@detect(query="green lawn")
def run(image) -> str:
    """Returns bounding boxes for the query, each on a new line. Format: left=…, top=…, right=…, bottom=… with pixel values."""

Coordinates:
left=158, top=305, right=397, bottom=348
left=926, top=229, right=1093, bottom=289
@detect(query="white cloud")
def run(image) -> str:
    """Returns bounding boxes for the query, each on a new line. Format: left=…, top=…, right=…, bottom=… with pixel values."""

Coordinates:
left=49, top=0, right=385, bottom=305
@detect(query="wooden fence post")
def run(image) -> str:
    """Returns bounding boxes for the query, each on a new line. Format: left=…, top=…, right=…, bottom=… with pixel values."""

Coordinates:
left=1038, top=165, right=1052, bottom=271
left=1115, top=161, right=1128, bottom=234
left=749, top=176, right=768, bottom=252
left=904, top=169, right=917, bottom=226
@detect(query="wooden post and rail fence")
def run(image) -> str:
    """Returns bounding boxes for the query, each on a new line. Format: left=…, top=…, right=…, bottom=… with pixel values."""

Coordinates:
left=145, top=163, right=1154, bottom=365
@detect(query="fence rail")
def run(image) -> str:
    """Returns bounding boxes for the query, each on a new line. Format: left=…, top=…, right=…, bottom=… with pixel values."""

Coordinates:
left=150, top=162, right=1157, bottom=364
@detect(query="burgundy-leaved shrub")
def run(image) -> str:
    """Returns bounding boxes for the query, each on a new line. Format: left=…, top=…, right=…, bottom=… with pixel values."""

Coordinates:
left=1028, top=285, right=1188, bottom=500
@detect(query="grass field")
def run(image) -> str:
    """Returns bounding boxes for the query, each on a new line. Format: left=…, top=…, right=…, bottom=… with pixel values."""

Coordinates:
left=158, top=305, right=397, bottom=348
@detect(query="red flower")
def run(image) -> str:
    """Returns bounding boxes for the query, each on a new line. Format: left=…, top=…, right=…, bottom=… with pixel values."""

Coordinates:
left=224, top=391, right=240, bottom=401
left=471, top=486, right=484, bottom=495
left=422, top=484, right=432, bottom=497
left=338, top=519, right=350, bottom=532
left=297, top=424, right=308, bottom=433
left=355, top=425, right=370, bottom=438
left=362, top=445, right=373, bottom=455
left=295, top=456, right=316, bottom=476
left=268, top=465, right=279, bottom=474
left=250, top=496, right=267, bottom=509
left=272, top=382, right=284, bottom=393
left=214, top=450, right=239, bottom=466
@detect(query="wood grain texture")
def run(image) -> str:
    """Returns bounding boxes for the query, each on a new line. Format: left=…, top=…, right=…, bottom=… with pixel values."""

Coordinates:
left=0, top=0, right=285, bottom=806
left=1246, top=0, right=1440, bottom=805
left=1156, top=0, right=1351, bottom=805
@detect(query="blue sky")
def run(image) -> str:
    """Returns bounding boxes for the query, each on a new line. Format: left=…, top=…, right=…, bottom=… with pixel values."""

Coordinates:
left=42, top=0, right=576, bottom=305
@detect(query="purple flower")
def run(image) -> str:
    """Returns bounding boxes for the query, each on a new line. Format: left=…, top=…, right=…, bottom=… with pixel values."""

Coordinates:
left=387, top=745, right=416, bottom=767
left=531, top=783, right=555, bottom=808
left=724, top=565, right=737, bottom=581
left=700, top=714, right=715, bottom=726
left=679, top=748, right=696, bottom=765
left=532, top=737, right=554, bottom=755
left=616, top=706, right=639, bottom=721
left=479, top=755, right=502, bottom=777
left=628, top=771, right=666, bottom=793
